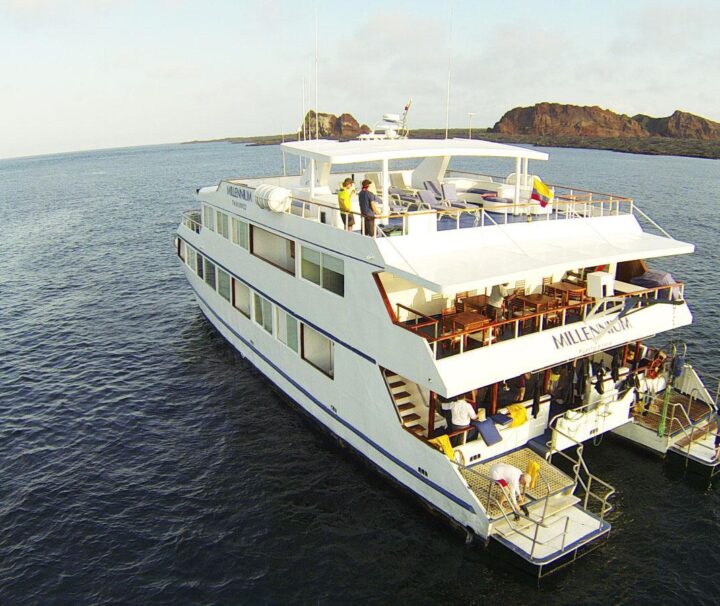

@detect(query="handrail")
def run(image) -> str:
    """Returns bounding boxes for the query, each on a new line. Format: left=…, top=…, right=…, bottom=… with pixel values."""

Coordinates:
left=639, top=389, right=718, bottom=460
left=212, top=170, right=683, bottom=240
left=547, top=383, right=634, bottom=432
left=396, top=302, right=438, bottom=325
left=453, top=461, right=548, bottom=525
left=446, top=170, right=634, bottom=201
left=628, top=204, right=674, bottom=239
left=181, top=209, right=202, bottom=233
left=547, top=423, right=615, bottom=520
left=395, top=282, right=684, bottom=359
left=454, top=461, right=582, bottom=558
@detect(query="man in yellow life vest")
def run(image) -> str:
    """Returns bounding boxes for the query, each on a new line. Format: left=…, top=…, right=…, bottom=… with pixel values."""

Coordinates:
left=338, top=178, right=356, bottom=231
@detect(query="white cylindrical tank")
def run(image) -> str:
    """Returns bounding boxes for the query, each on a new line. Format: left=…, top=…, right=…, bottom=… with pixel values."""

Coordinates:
left=254, top=184, right=291, bottom=213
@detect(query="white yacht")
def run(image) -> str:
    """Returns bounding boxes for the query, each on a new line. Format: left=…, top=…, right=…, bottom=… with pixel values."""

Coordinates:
left=175, top=137, right=718, bottom=577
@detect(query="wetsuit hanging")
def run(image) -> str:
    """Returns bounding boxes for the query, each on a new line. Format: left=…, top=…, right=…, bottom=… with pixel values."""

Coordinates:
left=611, top=349, right=621, bottom=382
left=573, top=359, right=585, bottom=405
left=671, top=353, right=685, bottom=379
left=594, top=362, right=605, bottom=395
left=531, top=375, right=541, bottom=418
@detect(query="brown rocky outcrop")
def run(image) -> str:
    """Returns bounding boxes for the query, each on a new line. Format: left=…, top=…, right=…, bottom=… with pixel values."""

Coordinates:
left=303, top=110, right=370, bottom=139
left=492, top=103, right=720, bottom=140
left=633, top=110, right=720, bottom=140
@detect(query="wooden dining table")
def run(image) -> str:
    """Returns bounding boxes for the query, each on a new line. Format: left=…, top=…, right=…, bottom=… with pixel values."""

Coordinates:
left=545, top=281, right=586, bottom=306
left=456, top=294, right=489, bottom=313
left=448, top=310, right=491, bottom=348
left=514, top=293, right=557, bottom=314
left=512, top=293, right=557, bottom=329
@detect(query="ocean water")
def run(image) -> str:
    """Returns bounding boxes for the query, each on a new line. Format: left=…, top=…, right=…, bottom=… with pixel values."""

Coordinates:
left=1, top=142, right=719, bottom=605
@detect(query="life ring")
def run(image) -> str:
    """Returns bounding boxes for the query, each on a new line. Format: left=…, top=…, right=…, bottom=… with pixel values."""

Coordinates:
left=646, top=353, right=666, bottom=379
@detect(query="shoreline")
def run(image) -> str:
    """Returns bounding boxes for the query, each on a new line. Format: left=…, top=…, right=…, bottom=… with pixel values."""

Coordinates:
left=183, top=129, right=720, bottom=160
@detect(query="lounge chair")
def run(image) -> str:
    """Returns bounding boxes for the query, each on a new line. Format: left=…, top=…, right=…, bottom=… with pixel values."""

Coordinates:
left=417, top=189, right=446, bottom=210
left=389, top=187, right=421, bottom=211
left=441, top=183, right=472, bottom=209
left=423, top=180, right=443, bottom=200
left=390, top=172, right=415, bottom=191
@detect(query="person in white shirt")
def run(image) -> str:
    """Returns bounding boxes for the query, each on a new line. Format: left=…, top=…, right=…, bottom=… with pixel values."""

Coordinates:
left=490, top=463, right=531, bottom=519
left=488, top=283, right=515, bottom=321
left=450, top=398, right=478, bottom=441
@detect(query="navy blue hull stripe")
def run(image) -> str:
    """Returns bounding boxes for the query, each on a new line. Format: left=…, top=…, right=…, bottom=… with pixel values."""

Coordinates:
left=190, top=284, right=476, bottom=515
left=178, top=236, right=375, bottom=364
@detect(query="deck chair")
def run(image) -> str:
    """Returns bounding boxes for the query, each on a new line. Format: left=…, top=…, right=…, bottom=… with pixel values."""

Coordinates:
left=390, top=172, right=413, bottom=190
left=417, top=189, right=445, bottom=210
left=389, top=187, right=421, bottom=211
left=441, top=183, right=474, bottom=211
left=365, top=172, right=381, bottom=194
left=423, top=180, right=443, bottom=200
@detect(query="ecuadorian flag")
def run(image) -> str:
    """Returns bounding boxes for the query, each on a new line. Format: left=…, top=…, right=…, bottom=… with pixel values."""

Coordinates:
left=530, top=177, right=553, bottom=208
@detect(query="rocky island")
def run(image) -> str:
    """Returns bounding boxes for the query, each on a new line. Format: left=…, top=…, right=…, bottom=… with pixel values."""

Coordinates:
left=187, top=104, right=720, bottom=160
left=486, top=103, right=720, bottom=159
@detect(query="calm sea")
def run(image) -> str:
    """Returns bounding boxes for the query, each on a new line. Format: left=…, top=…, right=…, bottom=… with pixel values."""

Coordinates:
left=1, top=142, right=719, bottom=605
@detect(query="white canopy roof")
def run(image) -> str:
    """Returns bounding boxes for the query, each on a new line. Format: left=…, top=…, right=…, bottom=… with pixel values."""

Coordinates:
left=281, top=138, right=548, bottom=164
left=376, top=215, right=694, bottom=294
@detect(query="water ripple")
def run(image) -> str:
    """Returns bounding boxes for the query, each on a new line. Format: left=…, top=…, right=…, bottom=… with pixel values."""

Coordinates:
left=0, top=143, right=719, bottom=604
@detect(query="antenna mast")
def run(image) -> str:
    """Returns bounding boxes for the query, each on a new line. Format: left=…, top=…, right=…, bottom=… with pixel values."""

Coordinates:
left=444, top=1, right=453, bottom=139
left=314, top=6, right=319, bottom=141
left=302, top=78, right=307, bottom=140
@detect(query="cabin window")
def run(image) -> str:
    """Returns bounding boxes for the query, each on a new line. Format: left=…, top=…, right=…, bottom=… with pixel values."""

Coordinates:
left=253, top=293, right=273, bottom=334
left=195, top=252, right=204, bottom=279
left=233, top=279, right=251, bottom=316
left=216, top=211, right=229, bottom=239
left=217, top=267, right=231, bottom=302
left=250, top=225, right=295, bottom=274
left=276, top=308, right=299, bottom=353
left=301, top=246, right=344, bottom=296
left=322, top=253, right=344, bottom=296
left=203, top=205, right=215, bottom=231
left=302, top=324, right=334, bottom=378
left=178, top=239, right=186, bottom=261
left=232, top=218, right=249, bottom=249
left=301, top=247, right=321, bottom=285
left=204, top=258, right=216, bottom=290
left=186, top=248, right=196, bottom=272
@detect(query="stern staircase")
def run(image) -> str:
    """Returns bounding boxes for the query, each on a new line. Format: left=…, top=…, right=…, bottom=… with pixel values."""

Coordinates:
left=383, top=369, right=445, bottom=438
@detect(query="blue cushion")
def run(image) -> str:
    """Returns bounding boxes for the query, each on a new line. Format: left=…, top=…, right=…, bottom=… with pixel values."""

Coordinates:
left=491, top=413, right=512, bottom=427
left=473, top=419, right=503, bottom=446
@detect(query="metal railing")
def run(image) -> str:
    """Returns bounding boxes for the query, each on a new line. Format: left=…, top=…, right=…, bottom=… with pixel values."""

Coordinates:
left=212, top=171, right=680, bottom=241
left=284, top=183, right=639, bottom=236
left=638, top=389, right=719, bottom=463
left=181, top=210, right=202, bottom=233
left=454, top=462, right=581, bottom=559
left=546, top=423, right=616, bottom=521
left=393, top=282, right=684, bottom=359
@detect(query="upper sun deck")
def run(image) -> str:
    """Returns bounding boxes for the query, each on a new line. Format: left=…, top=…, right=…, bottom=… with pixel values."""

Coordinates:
left=280, top=137, right=549, bottom=164
left=207, top=137, right=693, bottom=294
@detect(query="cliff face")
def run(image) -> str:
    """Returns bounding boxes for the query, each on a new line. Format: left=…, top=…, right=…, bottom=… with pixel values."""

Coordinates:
left=303, top=111, right=370, bottom=139
left=493, top=103, right=720, bottom=140
left=634, top=110, right=720, bottom=140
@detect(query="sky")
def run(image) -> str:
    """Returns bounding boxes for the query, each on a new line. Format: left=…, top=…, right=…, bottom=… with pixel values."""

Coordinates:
left=2, top=0, right=720, bottom=159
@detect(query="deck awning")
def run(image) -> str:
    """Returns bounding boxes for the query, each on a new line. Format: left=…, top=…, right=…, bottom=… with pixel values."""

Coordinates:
left=376, top=215, right=694, bottom=294
left=281, top=138, right=548, bottom=164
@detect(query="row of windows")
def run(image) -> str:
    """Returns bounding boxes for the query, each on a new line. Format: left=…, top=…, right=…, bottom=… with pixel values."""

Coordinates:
left=201, top=203, right=344, bottom=296
left=179, top=239, right=334, bottom=378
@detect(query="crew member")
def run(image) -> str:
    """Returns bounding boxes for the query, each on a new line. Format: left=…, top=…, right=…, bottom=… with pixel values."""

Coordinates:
left=337, top=178, right=355, bottom=230
left=490, top=462, right=531, bottom=519
left=358, top=179, right=380, bottom=237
